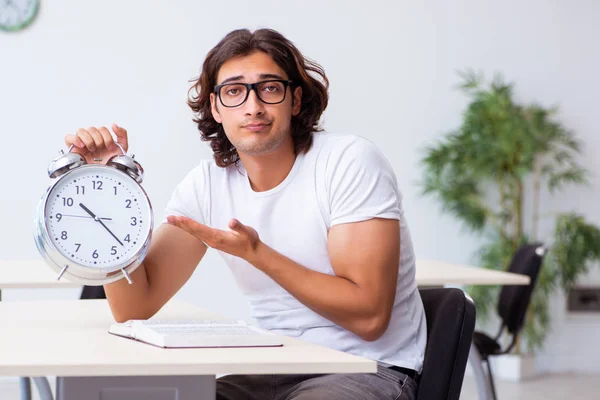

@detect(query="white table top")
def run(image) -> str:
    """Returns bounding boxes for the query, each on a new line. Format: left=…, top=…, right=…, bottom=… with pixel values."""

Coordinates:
left=0, top=299, right=376, bottom=377
left=415, top=260, right=530, bottom=286
left=0, top=258, right=530, bottom=289
left=0, top=260, right=81, bottom=288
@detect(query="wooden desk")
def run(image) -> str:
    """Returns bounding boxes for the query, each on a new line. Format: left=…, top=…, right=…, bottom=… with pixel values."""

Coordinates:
left=0, top=259, right=529, bottom=400
left=0, top=299, right=376, bottom=399
left=415, top=259, right=530, bottom=286
left=0, top=259, right=529, bottom=290
left=0, top=260, right=80, bottom=290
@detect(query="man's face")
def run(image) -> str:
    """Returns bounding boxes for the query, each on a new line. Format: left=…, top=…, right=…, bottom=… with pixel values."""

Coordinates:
left=210, top=51, right=302, bottom=156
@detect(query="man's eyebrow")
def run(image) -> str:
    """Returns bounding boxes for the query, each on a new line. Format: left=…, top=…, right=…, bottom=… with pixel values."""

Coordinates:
left=218, top=75, right=244, bottom=85
left=217, top=73, right=287, bottom=86
left=259, top=73, right=286, bottom=80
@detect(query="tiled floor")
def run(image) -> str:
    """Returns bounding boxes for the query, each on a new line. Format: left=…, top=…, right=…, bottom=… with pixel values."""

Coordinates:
left=1, top=374, right=598, bottom=399
left=460, top=373, right=598, bottom=400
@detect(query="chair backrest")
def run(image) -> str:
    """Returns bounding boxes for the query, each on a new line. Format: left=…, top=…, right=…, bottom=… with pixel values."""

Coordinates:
left=80, top=285, right=106, bottom=300
left=497, top=243, right=545, bottom=335
left=417, top=288, right=476, bottom=400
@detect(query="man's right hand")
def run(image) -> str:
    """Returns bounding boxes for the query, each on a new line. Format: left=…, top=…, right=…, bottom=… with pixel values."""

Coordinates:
left=64, top=123, right=129, bottom=164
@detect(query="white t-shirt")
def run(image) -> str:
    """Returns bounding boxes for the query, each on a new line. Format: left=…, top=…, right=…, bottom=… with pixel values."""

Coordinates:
left=163, top=131, right=427, bottom=371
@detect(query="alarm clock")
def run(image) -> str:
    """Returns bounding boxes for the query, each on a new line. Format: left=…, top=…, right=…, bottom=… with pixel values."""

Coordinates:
left=33, top=143, right=154, bottom=285
left=0, top=0, right=40, bottom=32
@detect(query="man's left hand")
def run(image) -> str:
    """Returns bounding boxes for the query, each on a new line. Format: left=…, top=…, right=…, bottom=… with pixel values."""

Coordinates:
left=167, top=216, right=261, bottom=262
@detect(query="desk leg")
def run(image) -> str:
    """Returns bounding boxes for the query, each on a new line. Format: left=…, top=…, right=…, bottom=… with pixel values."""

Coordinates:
left=32, top=377, right=54, bottom=400
left=56, top=375, right=216, bottom=400
left=19, top=377, right=31, bottom=400
left=468, top=343, right=493, bottom=400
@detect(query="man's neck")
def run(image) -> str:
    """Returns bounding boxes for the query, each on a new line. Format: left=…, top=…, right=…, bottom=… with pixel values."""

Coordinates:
left=238, top=137, right=296, bottom=192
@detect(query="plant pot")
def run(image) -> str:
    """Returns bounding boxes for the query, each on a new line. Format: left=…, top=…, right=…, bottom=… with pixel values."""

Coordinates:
left=489, top=353, right=537, bottom=382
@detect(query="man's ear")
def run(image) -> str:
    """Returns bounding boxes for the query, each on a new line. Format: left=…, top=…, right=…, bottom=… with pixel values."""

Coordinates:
left=291, top=86, right=302, bottom=116
left=210, top=93, right=222, bottom=123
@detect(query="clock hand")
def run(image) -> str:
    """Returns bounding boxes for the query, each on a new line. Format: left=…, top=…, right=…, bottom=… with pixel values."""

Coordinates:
left=60, top=214, right=112, bottom=221
left=79, top=203, right=124, bottom=247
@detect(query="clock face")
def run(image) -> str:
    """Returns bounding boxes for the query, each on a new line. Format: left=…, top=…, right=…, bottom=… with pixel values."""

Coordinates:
left=44, top=165, right=152, bottom=270
left=0, top=0, right=39, bottom=31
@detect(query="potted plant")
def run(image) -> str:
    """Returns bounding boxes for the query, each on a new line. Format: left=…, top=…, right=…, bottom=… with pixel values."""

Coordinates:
left=419, top=70, right=600, bottom=380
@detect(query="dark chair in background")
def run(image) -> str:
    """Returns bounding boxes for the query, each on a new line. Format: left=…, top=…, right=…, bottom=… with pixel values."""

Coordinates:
left=80, top=285, right=106, bottom=300
left=417, top=288, right=476, bottom=400
left=470, top=243, right=546, bottom=400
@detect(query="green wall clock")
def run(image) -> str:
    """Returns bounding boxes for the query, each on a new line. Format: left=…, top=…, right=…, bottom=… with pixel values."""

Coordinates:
left=0, top=0, right=40, bottom=32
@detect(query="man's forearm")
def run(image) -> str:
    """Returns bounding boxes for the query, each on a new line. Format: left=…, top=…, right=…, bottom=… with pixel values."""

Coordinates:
left=104, top=263, right=154, bottom=322
left=248, top=242, right=388, bottom=341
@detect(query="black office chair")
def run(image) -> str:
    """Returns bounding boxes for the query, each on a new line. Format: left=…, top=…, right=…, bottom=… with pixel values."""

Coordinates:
left=80, top=285, right=107, bottom=299
left=417, top=288, right=476, bottom=400
left=471, top=243, right=546, bottom=400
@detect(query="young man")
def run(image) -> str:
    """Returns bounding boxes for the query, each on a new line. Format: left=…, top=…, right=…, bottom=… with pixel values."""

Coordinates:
left=65, top=28, right=426, bottom=400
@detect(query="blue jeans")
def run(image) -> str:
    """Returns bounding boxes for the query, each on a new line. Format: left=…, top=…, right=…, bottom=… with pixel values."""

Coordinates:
left=216, top=364, right=418, bottom=400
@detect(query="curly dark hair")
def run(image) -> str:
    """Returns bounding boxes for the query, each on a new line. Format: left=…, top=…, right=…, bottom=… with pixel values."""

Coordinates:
left=187, top=28, right=329, bottom=167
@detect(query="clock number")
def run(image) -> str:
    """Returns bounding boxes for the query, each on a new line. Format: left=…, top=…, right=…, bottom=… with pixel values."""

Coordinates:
left=76, top=185, right=85, bottom=195
left=92, top=180, right=103, bottom=190
left=114, top=186, right=118, bottom=195
left=125, top=199, right=132, bottom=208
left=55, top=213, right=62, bottom=222
left=62, top=197, right=74, bottom=207
left=124, top=234, right=131, bottom=243
left=74, top=243, right=81, bottom=252
left=92, top=250, right=99, bottom=259
left=130, top=217, right=137, bottom=226
left=111, top=246, right=117, bottom=255
left=61, top=231, right=68, bottom=240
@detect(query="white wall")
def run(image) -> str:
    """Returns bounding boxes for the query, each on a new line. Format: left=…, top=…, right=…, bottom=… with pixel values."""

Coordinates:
left=1, top=0, right=599, bottom=373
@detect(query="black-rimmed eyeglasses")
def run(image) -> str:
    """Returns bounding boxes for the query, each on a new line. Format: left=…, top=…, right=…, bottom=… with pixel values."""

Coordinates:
left=214, top=79, right=293, bottom=108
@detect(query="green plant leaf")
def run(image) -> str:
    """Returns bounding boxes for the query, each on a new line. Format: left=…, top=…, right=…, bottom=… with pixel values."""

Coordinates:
left=552, top=213, right=600, bottom=289
left=547, top=166, right=588, bottom=193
